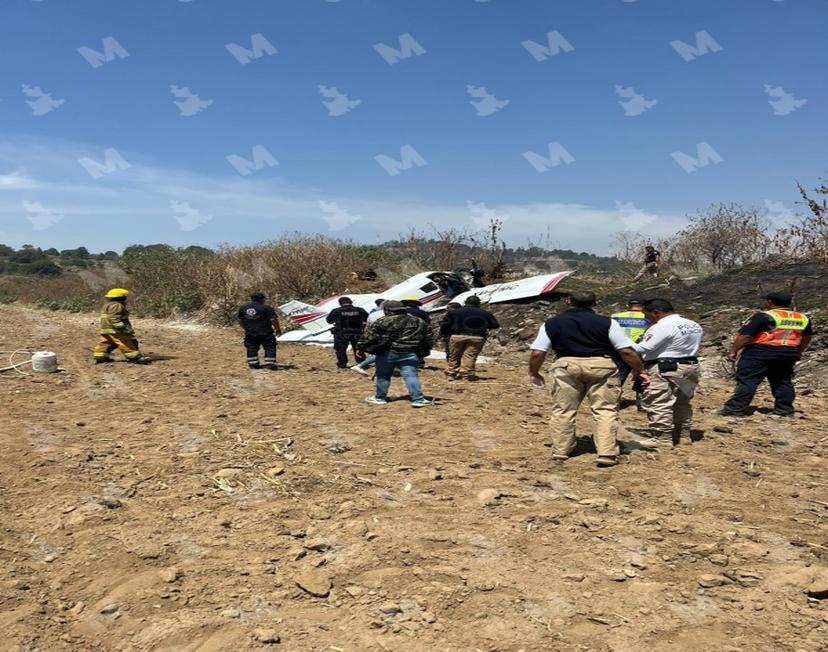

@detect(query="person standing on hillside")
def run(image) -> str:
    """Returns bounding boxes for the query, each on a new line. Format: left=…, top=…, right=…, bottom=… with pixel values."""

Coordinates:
left=94, top=288, right=151, bottom=364
left=238, top=292, right=282, bottom=370
left=633, top=298, right=703, bottom=446
left=326, top=297, right=369, bottom=369
left=528, top=292, right=648, bottom=467
left=358, top=300, right=433, bottom=407
left=443, top=296, right=500, bottom=381
left=611, top=298, right=651, bottom=409
left=721, top=291, right=812, bottom=417
left=633, top=245, right=661, bottom=282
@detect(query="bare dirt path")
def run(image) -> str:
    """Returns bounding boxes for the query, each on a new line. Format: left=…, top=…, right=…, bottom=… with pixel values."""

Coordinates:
left=1, top=306, right=826, bottom=651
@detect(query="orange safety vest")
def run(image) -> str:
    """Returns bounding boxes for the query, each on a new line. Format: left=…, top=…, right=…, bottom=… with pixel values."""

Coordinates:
left=750, top=309, right=809, bottom=347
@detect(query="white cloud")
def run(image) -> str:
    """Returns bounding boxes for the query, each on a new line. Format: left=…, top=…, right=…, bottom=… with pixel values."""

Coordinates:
left=0, top=134, right=685, bottom=252
left=0, top=172, right=40, bottom=190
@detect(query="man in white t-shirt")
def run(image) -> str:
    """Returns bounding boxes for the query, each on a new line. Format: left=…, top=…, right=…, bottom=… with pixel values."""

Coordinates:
left=634, top=298, right=703, bottom=446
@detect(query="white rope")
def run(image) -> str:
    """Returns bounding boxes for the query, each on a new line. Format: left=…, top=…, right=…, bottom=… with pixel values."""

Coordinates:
left=0, top=350, right=33, bottom=376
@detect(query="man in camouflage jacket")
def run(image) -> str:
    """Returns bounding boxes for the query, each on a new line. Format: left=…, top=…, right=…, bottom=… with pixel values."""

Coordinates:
left=357, top=300, right=434, bottom=407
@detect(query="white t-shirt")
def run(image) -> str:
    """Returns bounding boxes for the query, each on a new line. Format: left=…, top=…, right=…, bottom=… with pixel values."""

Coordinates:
left=530, top=320, right=635, bottom=353
left=367, top=309, right=385, bottom=325
left=633, top=313, right=702, bottom=361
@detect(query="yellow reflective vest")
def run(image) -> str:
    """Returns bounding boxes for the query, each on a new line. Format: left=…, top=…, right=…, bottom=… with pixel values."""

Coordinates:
left=611, top=310, right=649, bottom=343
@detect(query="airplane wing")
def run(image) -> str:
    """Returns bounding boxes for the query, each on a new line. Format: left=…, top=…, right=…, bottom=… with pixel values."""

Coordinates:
left=278, top=327, right=335, bottom=344
left=447, top=271, right=575, bottom=307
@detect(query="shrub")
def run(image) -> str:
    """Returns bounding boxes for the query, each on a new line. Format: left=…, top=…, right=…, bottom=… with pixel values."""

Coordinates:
left=22, top=260, right=63, bottom=276
left=35, top=296, right=95, bottom=313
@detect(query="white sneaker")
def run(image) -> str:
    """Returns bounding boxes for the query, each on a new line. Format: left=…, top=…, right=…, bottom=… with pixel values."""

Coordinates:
left=350, top=365, right=369, bottom=376
left=410, top=399, right=434, bottom=408
left=364, top=396, right=388, bottom=405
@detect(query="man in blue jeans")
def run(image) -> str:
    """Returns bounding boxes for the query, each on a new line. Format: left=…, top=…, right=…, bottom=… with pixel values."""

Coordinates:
left=357, top=300, right=434, bottom=407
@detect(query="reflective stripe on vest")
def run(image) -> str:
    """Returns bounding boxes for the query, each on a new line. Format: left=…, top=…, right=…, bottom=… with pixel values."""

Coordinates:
left=751, top=309, right=809, bottom=347
left=611, top=311, right=648, bottom=343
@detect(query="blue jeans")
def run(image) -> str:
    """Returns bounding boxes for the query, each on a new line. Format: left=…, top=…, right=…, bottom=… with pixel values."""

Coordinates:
left=357, top=354, right=377, bottom=369
left=375, top=351, right=424, bottom=402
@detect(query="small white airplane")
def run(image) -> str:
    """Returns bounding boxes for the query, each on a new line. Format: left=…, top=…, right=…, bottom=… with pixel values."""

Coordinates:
left=277, top=270, right=574, bottom=343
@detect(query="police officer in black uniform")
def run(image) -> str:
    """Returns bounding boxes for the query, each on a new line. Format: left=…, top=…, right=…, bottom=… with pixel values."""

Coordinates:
left=237, top=292, right=282, bottom=370
left=326, top=297, right=369, bottom=369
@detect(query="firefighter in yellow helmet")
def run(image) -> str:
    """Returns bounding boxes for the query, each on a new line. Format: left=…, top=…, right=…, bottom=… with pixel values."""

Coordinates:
left=93, top=289, right=150, bottom=364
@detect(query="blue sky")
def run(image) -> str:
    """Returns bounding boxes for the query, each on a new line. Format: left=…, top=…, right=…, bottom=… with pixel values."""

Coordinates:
left=0, top=0, right=825, bottom=253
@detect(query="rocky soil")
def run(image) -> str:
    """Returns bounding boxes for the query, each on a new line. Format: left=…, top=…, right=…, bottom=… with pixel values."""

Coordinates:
left=1, top=304, right=826, bottom=651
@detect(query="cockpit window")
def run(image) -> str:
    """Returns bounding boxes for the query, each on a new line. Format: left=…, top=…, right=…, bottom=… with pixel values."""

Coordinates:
left=419, top=282, right=438, bottom=293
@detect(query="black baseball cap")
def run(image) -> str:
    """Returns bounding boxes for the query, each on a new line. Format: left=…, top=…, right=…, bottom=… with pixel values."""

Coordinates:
left=763, top=291, right=792, bottom=308
left=251, top=292, right=265, bottom=301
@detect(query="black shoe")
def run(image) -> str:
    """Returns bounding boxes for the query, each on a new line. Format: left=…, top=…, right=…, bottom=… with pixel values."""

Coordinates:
left=128, top=357, right=151, bottom=365
left=95, top=359, right=113, bottom=364
left=719, top=409, right=747, bottom=417
left=249, top=363, right=261, bottom=370
left=264, top=365, right=277, bottom=371
left=772, top=411, right=795, bottom=417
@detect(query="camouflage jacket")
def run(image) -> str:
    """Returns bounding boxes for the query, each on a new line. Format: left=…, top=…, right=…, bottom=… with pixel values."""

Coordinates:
left=358, top=313, right=433, bottom=354
left=100, top=301, right=134, bottom=335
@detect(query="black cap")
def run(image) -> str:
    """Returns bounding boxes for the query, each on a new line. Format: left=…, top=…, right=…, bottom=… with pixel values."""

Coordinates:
left=251, top=292, right=265, bottom=301
left=627, top=297, right=644, bottom=307
left=338, top=296, right=353, bottom=305
left=763, top=291, right=792, bottom=308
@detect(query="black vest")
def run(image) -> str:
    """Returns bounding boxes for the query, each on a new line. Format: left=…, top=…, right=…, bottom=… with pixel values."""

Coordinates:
left=544, top=308, right=617, bottom=359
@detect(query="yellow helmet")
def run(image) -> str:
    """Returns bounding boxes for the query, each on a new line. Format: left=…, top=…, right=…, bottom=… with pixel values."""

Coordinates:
left=401, top=295, right=421, bottom=304
left=105, top=288, right=129, bottom=299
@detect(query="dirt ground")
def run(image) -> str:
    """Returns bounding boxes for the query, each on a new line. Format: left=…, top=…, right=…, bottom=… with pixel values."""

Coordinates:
left=1, top=305, right=827, bottom=652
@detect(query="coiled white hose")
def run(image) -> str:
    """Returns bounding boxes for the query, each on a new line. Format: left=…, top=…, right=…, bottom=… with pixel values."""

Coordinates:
left=0, top=350, right=34, bottom=375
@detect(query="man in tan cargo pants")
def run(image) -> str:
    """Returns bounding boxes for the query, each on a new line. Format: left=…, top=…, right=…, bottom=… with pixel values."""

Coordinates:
left=528, top=292, right=649, bottom=467
left=633, top=298, right=703, bottom=446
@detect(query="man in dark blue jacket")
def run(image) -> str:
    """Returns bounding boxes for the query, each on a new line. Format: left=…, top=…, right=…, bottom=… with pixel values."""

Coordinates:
left=326, top=297, right=369, bottom=368
left=442, top=296, right=499, bottom=380
left=238, top=292, right=282, bottom=369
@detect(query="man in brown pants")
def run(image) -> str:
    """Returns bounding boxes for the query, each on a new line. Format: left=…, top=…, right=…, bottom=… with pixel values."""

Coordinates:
left=528, top=292, right=648, bottom=467
left=633, top=298, right=703, bottom=446
left=441, top=296, right=499, bottom=380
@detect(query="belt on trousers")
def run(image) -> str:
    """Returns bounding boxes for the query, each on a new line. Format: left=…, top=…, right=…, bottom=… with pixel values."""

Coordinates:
left=645, top=356, right=698, bottom=367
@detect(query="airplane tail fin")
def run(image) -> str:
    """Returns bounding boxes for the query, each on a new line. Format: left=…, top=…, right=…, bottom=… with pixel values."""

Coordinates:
left=278, top=300, right=330, bottom=331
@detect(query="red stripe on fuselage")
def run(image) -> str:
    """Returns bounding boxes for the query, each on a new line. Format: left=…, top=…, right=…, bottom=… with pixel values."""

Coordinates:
left=540, top=273, right=567, bottom=294
left=292, top=312, right=326, bottom=324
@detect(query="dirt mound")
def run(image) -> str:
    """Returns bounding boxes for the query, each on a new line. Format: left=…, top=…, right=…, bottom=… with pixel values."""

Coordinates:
left=1, top=305, right=827, bottom=651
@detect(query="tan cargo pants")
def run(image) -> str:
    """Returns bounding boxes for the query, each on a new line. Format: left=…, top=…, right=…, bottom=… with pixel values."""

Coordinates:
left=446, top=335, right=485, bottom=379
left=641, top=362, right=700, bottom=439
left=548, top=356, right=622, bottom=458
